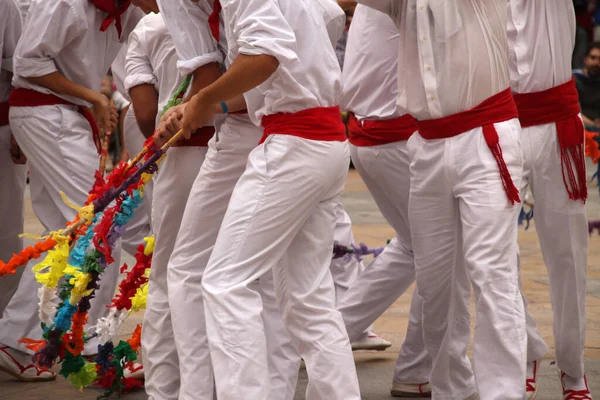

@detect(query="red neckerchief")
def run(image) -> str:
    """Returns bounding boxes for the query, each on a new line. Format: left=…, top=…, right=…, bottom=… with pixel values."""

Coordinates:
left=208, top=0, right=222, bottom=41
left=90, top=0, right=131, bottom=39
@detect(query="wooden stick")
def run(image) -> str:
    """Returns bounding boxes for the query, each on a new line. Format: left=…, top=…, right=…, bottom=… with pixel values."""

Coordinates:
left=161, top=129, right=184, bottom=151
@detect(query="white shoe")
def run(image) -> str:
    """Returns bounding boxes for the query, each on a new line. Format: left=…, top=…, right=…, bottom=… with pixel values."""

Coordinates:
left=123, top=362, right=144, bottom=380
left=526, top=360, right=541, bottom=399
left=351, top=331, right=392, bottom=351
left=391, top=381, right=432, bottom=397
left=0, top=346, right=56, bottom=382
left=559, top=369, right=593, bottom=400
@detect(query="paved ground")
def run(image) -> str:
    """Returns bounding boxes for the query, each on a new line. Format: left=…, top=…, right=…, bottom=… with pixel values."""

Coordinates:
left=1, top=164, right=600, bottom=399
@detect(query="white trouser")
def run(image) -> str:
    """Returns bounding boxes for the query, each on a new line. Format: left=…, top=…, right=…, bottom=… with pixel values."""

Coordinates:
left=202, top=135, right=361, bottom=400
left=143, top=146, right=208, bottom=400
left=329, top=204, right=366, bottom=306
left=1, top=106, right=121, bottom=355
left=121, top=107, right=153, bottom=255
left=407, top=120, right=527, bottom=400
left=167, top=116, right=298, bottom=400
left=0, top=125, right=27, bottom=314
left=520, top=122, right=588, bottom=378
left=338, top=141, right=432, bottom=383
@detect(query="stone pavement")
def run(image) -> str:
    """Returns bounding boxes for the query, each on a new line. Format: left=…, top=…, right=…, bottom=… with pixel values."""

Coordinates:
left=1, top=167, right=599, bottom=399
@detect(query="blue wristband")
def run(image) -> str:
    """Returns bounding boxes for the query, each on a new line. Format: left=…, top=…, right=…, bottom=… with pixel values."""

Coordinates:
left=220, top=102, right=228, bottom=114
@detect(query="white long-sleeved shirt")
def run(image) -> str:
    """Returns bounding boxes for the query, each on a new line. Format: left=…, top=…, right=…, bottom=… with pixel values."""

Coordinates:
left=221, top=0, right=342, bottom=125
left=125, top=13, right=183, bottom=128
left=112, top=45, right=131, bottom=102
left=12, top=0, right=143, bottom=107
left=358, top=0, right=511, bottom=121
left=156, top=0, right=223, bottom=76
left=315, top=0, right=346, bottom=47
left=507, top=0, right=576, bottom=94
left=0, top=0, right=22, bottom=103
left=341, top=4, right=401, bottom=120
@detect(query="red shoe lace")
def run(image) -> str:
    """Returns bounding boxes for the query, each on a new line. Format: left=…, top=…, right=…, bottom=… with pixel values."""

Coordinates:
left=563, top=389, right=592, bottom=400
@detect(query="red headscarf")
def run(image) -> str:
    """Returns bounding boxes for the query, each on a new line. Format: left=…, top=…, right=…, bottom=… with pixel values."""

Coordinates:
left=90, top=0, right=131, bottom=39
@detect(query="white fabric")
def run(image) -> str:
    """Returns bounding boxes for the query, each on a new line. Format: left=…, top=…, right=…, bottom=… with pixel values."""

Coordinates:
left=220, top=0, right=342, bottom=125
left=0, top=126, right=26, bottom=315
left=202, top=135, right=361, bottom=400
left=357, top=0, right=510, bottom=121
left=15, top=0, right=30, bottom=22
left=519, top=123, right=588, bottom=378
left=314, top=0, right=346, bottom=47
left=125, top=13, right=184, bottom=127
left=166, top=120, right=293, bottom=399
left=143, top=146, right=208, bottom=400
left=156, top=0, right=223, bottom=76
left=120, top=107, right=152, bottom=257
left=407, top=120, right=526, bottom=400
left=111, top=44, right=131, bottom=102
left=0, top=0, right=21, bottom=81
left=507, top=0, right=576, bottom=93
left=1, top=105, right=122, bottom=355
left=12, top=0, right=143, bottom=107
left=341, top=5, right=402, bottom=120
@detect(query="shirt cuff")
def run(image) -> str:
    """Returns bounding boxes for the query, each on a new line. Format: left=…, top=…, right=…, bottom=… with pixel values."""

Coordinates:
left=1, top=57, right=14, bottom=72
left=124, top=74, right=157, bottom=92
left=176, top=51, right=223, bottom=76
left=14, top=57, right=58, bottom=78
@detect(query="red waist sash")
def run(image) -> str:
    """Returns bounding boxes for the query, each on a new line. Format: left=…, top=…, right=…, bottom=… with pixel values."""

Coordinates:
left=416, top=89, right=521, bottom=205
left=9, top=88, right=101, bottom=154
left=347, top=113, right=416, bottom=146
left=260, top=106, right=346, bottom=145
left=513, top=78, right=586, bottom=201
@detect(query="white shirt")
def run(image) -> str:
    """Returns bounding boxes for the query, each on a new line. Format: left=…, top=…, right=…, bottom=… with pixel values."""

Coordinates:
left=125, top=13, right=183, bottom=128
left=341, top=5, right=401, bottom=120
left=111, top=45, right=131, bottom=102
left=358, top=0, right=511, bottom=121
left=507, top=0, right=576, bottom=94
left=12, top=0, right=143, bottom=107
left=156, top=0, right=223, bottom=76
left=314, top=0, right=346, bottom=47
left=221, top=0, right=342, bottom=125
left=0, top=0, right=22, bottom=102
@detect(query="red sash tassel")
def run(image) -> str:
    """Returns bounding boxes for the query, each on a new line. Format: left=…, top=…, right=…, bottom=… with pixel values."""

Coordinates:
left=514, top=79, right=587, bottom=202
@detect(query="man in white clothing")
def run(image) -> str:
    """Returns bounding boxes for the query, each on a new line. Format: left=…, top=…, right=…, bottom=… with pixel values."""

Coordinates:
left=357, top=1, right=527, bottom=399
left=507, top=1, right=592, bottom=399
left=0, top=0, right=26, bottom=322
left=0, top=0, right=143, bottom=381
left=159, top=0, right=362, bottom=398
left=338, top=4, right=435, bottom=396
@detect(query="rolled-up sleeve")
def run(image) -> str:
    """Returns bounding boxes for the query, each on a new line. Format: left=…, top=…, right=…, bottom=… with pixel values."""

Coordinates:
left=157, top=0, right=223, bottom=76
left=222, top=0, right=299, bottom=66
left=124, top=26, right=157, bottom=92
left=1, top=0, right=23, bottom=72
left=13, top=0, right=85, bottom=78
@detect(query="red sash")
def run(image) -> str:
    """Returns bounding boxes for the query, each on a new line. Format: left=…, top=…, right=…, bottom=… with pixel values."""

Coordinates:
left=260, top=106, right=346, bottom=145
left=513, top=79, right=587, bottom=202
left=347, top=112, right=416, bottom=146
left=172, top=126, right=215, bottom=147
left=0, top=102, right=8, bottom=127
left=416, top=89, right=521, bottom=205
left=9, top=88, right=102, bottom=154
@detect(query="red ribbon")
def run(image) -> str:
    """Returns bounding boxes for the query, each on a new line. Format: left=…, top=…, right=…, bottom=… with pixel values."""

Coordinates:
left=208, top=0, right=222, bottom=41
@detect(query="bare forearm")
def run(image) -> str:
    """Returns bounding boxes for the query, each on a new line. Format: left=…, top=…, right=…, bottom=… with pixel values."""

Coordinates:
left=581, top=113, right=596, bottom=126
left=130, top=84, right=159, bottom=138
left=25, top=72, right=100, bottom=104
left=183, top=62, right=223, bottom=103
left=213, top=94, right=248, bottom=114
left=196, top=54, right=279, bottom=106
